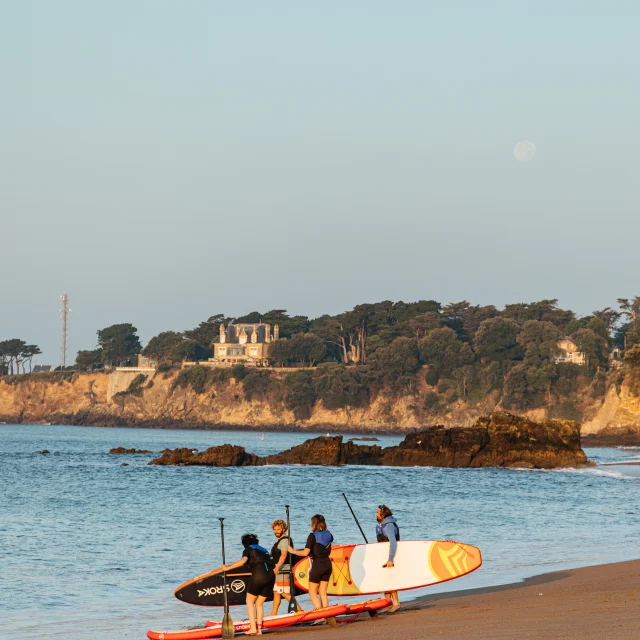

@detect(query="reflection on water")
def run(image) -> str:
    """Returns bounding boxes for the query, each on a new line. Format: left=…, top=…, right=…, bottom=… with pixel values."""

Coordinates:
left=1, top=424, right=639, bottom=639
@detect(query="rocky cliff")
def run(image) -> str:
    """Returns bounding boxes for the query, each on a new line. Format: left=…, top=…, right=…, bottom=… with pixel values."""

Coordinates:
left=148, top=412, right=590, bottom=469
left=1, top=368, right=640, bottom=442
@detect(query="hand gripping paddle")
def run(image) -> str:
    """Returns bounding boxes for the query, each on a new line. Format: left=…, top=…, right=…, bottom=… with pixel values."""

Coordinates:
left=219, top=518, right=234, bottom=638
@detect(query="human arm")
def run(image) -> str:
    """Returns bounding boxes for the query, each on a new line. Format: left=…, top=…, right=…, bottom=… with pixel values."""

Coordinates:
left=210, top=556, right=248, bottom=575
left=382, top=523, right=398, bottom=564
left=289, top=533, right=314, bottom=558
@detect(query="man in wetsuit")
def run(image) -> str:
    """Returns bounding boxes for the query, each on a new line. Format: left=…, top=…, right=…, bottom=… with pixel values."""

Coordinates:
left=376, top=504, right=401, bottom=612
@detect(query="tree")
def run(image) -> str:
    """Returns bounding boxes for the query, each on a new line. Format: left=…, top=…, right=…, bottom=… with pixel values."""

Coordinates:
left=97, top=324, right=142, bottom=366
left=76, top=349, right=103, bottom=371
left=517, top=320, right=562, bottom=364
left=313, top=366, right=370, bottom=410
left=474, top=318, right=523, bottom=362
left=288, top=333, right=326, bottom=366
left=368, top=337, right=422, bottom=392
left=502, top=299, right=574, bottom=329
left=618, top=297, right=640, bottom=350
left=143, top=331, right=186, bottom=364
left=624, top=344, right=640, bottom=368
left=408, top=312, right=443, bottom=340
left=419, top=328, right=474, bottom=380
left=268, top=339, right=293, bottom=367
left=183, top=314, right=232, bottom=348
left=21, top=345, right=42, bottom=372
left=503, top=363, right=555, bottom=410
left=573, top=328, right=608, bottom=369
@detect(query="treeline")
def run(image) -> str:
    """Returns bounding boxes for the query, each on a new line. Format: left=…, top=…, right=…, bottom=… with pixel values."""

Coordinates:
left=141, top=297, right=640, bottom=416
left=0, top=340, right=42, bottom=375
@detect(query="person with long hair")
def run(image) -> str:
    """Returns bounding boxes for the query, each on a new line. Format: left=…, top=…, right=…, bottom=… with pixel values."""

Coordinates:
left=288, top=514, right=333, bottom=610
left=212, top=533, right=275, bottom=635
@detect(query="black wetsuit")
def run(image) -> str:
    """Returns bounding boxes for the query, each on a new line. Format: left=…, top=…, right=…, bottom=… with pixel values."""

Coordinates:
left=243, top=544, right=275, bottom=598
left=306, top=531, right=334, bottom=584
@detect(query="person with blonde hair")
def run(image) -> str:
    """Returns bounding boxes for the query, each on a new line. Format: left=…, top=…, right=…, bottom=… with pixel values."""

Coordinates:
left=267, top=519, right=301, bottom=616
left=289, top=514, right=333, bottom=610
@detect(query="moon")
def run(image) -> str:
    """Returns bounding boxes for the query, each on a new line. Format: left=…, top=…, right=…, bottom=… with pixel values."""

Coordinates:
left=513, top=140, right=536, bottom=162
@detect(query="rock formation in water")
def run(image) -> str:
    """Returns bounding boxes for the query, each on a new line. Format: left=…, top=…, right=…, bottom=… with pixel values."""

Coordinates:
left=109, top=447, right=153, bottom=454
left=148, top=412, right=590, bottom=469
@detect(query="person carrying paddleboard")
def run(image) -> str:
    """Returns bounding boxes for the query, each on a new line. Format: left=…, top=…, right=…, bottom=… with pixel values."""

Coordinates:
left=289, top=514, right=333, bottom=611
left=376, top=504, right=401, bottom=612
left=212, top=533, right=275, bottom=635
left=267, top=519, right=301, bottom=616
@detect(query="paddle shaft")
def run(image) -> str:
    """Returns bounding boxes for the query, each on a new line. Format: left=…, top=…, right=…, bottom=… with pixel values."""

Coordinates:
left=219, top=518, right=234, bottom=638
left=285, top=505, right=298, bottom=613
left=342, top=493, right=369, bottom=543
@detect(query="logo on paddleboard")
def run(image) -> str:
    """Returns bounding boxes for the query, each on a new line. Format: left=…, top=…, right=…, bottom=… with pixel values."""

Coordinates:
left=231, top=580, right=245, bottom=593
left=197, top=580, right=246, bottom=598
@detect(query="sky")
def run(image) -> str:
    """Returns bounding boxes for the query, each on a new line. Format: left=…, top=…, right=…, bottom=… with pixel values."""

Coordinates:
left=1, top=1, right=639, bottom=364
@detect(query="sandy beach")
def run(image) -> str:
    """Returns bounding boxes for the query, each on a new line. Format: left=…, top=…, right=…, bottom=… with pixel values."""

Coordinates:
left=276, top=560, right=640, bottom=640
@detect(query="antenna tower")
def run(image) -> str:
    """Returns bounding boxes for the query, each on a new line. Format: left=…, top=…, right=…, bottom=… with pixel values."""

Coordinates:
left=59, top=293, right=71, bottom=368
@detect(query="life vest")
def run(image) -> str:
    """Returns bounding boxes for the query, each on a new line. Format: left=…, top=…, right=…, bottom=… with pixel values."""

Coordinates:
left=246, top=544, right=274, bottom=572
left=376, top=521, right=400, bottom=543
left=270, top=537, right=294, bottom=570
left=311, top=530, right=334, bottom=559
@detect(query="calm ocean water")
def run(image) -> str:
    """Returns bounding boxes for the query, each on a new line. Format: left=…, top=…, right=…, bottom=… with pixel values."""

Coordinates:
left=2, top=424, right=640, bottom=639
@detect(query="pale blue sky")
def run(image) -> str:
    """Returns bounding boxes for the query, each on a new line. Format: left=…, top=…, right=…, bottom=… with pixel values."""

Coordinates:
left=1, top=1, right=638, bottom=363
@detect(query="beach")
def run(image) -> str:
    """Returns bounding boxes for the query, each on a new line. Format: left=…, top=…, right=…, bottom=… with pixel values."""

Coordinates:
left=277, top=560, right=640, bottom=640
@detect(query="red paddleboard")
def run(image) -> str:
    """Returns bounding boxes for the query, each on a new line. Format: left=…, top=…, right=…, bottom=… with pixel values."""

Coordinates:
left=345, top=597, right=392, bottom=614
left=147, top=604, right=348, bottom=640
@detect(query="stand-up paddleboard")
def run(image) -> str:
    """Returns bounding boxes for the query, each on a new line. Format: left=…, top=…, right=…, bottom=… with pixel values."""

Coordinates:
left=175, top=567, right=304, bottom=607
left=174, top=567, right=259, bottom=607
left=147, top=604, right=349, bottom=640
left=294, top=540, right=481, bottom=596
left=344, top=597, right=392, bottom=615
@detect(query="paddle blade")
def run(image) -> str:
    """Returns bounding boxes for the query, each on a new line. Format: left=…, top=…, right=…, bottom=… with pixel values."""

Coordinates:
left=221, top=612, right=234, bottom=639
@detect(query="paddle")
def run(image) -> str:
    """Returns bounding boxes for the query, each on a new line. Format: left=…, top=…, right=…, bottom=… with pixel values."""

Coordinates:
left=285, top=505, right=299, bottom=613
left=342, top=493, right=369, bottom=543
left=219, top=517, right=234, bottom=639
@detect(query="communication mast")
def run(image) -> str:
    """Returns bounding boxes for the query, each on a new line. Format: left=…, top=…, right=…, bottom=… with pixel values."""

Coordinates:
left=59, top=293, right=71, bottom=369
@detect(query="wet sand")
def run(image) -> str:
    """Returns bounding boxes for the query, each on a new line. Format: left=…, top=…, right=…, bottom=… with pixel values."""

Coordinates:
left=276, top=560, right=640, bottom=640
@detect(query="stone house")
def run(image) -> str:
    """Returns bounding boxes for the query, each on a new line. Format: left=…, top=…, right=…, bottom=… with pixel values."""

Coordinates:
left=554, top=337, right=586, bottom=366
left=210, top=323, right=279, bottom=366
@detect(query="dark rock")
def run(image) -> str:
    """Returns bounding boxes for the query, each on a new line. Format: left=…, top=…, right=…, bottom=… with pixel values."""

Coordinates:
left=348, top=436, right=380, bottom=442
left=149, top=444, right=259, bottom=467
left=121, top=463, right=129, bottom=466
left=36, top=449, right=50, bottom=454
left=109, top=447, right=153, bottom=454
left=148, top=412, right=591, bottom=469
left=265, top=436, right=343, bottom=465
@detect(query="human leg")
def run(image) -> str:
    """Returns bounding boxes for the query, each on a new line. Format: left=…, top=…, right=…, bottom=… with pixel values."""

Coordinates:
left=246, top=593, right=258, bottom=634
left=256, top=595, right=267, bottom=634
left=267, top=592, right=281, bottom=617
left=318, top=581, right=329, bottom=609
left=308, top=582, right=322, bottom=609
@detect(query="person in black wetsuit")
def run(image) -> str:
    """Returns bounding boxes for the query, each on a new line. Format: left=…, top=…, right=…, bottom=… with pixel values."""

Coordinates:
left=213, top=533, right=275, bottom=635
left=288, top=514, right=333, bottom=610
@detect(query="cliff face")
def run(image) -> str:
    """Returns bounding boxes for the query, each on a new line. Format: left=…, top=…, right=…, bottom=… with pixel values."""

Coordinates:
left=1, top=369, right=640, bottom=441
left=148, top=412, right=589, bottom=469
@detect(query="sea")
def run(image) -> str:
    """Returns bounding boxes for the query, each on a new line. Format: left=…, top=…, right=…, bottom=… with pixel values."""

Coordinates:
left=2, top=423, right=640, bottom=639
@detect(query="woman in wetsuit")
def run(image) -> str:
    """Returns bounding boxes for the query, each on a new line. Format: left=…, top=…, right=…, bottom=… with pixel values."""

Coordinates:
left=214, top=533, right=275, bottom=635
left=288, top=514, right=333, bottom=609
